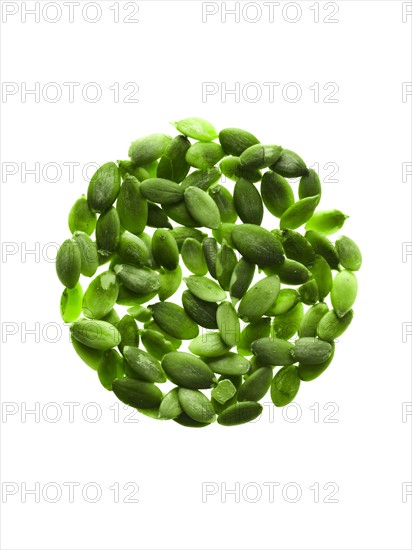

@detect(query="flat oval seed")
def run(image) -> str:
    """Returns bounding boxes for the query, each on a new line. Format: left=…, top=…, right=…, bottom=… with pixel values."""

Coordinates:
left=251, top=337, right=294, bottom=366
left=292, top=337, right=333, bottom=365
left=272, top=302, right=304, bottom=340
left=181, top=238, right=208, bottom=276
left=217, top=302, right=241, bottom=347
left=170, top=226, right=207, bottom=250
left=209, top=185, right=238, bottom=223
left=206, top=352, right=250, bottom=375
left=271, top=366, right=300, bottom=407
left=281, top=229, right=316, bottom=267
left=232, top=224, right=285, bottom=267
left=298, top=279, right=319, bottom=305
left=182, top=290, right=218, bottom=329
left=73, top=231, right=99, bottom=277
left=116, top=174, right=148, bottom=235
left=98, top=349, right=124, bottom=390
left=219, top=127, right=260, bottom=156
left=162, top=201, right=198, bottom=227
left=233, top=178, right=263, bottom=225
left=117, top=160, right=150, bottom=182
left=261, top=171, right=295, bottom=218
left=141, top=329, right=175, bottom=360
left=147, top=202, right=172, bottom=229
left=71, top=338, right=103, bottom=370
left=150, top=302, right=199, bottom=340
left=181, top=167, right=221, bottom=191
left=297, top=343, right=335, bottom=382
left=270, top=149, right=308, bottom=178
left=158, top=266, right=182, bottom=301
left=280, top=195, right=320, bottom=230
left=158, top=388, right=183, bottom=419
left=216, top=242, right=237, bottom=291
left=305, top=230, right=340, bottom=270
left=178, top=388, right=216, bottom=423
left=310, top=254, right=332, bottom=300
left=128, top=134, right=171, bottom=166
left=238, top=275, right=280, bottom=323
left=298, top=168, right=321, bottom=199
left=157, top=135, right=191, bottom=183
left=185, top=142, right=224, bottom=170
left=117, top=232, right=150, bottom=267
left=123, top=346, right=166, bottom=383
left=87, top=162, right=120, bottom=213
left=239, top=144, right=283, bottom=170
left=117, top=314, right=139, bottom=353
left=113, top=377, right=163, bottom=409
left=298, top=303, right=329, bottom=338
left=189, top=332, right=230, bottom=357
left=212, top=223, right=236, bottom=248
left=162, top=352, right=216, bottom=389
left=82, top=271, right=119, bottom=319
left=96, top=207, right=120, bottom=255
left=305, top=209, right=348, bottom=235
left=330, top=270, right=358, bottom=317
left=184, top=186, right=221, bottom=229
left=238, top=317, right=271, bottom=356
left=264, top=259, right=311, bottom=285
left=238, top=367, right=273, bottom=402
left=317, top=309, right=354, bottom=341
left=101, top=308, right=120, bottom=326
left=268, top=288, right=300, bottom=316
left=218, top=401, right=262, bottom=426
left=114, top=264, right=160, bottom=294
left=172, top=117, right=218, bottom=142
left=56, top=238, right=81, bottom=288
left=184, top=275, right=226, bottom=302
left=71, top=319, right=121, bottom=350
left=219, top=156, right=262, bottom=183
left=335, top=236, right=362, bottom=271
left=60, top=282, right=83, bottom=323
left=152, top=229, right=179, bottom=271
left=116, top=285, right=157, bottom=307
left=229, top=259, right=255, bottom=303
left=68, top=195, right=96, bottom=235
left=139, top=178, right=184, bottom=205
left=144, top=320, right=182, bottom=349
left=202, top=237, right=219, bottom=279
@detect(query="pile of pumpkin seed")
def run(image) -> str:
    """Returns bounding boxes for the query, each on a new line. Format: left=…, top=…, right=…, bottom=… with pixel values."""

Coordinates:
left=57, top=117, right=361, bottom=427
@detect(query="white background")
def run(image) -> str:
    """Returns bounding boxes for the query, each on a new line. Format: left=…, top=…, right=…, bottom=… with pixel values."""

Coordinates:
left=1, top=1, right=411, bottom=549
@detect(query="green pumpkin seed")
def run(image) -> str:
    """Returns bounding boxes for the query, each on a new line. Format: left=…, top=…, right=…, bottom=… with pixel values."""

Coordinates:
left=174, top=412, right=211, bottom=428
left=298, top=343, right=335, bottom=381
left=267, top=288, right=300, bottom=316
left=185, top=142, right=224, bottom=170
left=217, top=302, right=240, bottom=347
left=113, top=377, right=163, bottom=409
left=251, top=337, right=294, bottom=366
left=209, top=185, right=238, bottom=223
left=98, top=349, right=124, bottom=390
left=87, top=162, right=120, bottom=213
left=158, top=388, right=182, bottom=419
left=239, top=144, right=283, bottom=170
left=181, top=167, right=221, bottom=191
left=158, top=265, right=182, bottom=301
left=238, top=367, right=272, bottom=402
left=305, top=230, right=340, bottom=270
left=96, top=207, right=120, bottom=255
left=114, top=264, right=160, bottom=294
left=172, top=117, right=218, bottom=142
left=238, top=275, right=280, bottom=322
left=292, top=337, right=333, bottom=365
left=219, top=156, right=262, bottom=183
left=151, top=229, right=179, bottom=271
left=305, top=209, right=348, bottom=235
left=123, top=346, right=166, bottom=383
left=116, top=285, right=157, bottom=306
left=218, top=401, right=262, bottom=426
left=298, top=168, right=321, bottom=199
left=82, top=271, right=119, bottom=319
left=71, top=338, right=103, bottom=370
left=298, top=302, right=328, bottom=338
left=157, top=135, right=191, bottom=183
left=202, top=237, right=218, bottom=279
left=170, top=226, right=207, bottom=250
left=184, top=275, right=226, bottom=302
left=317, top=309, right=354, bottom=341
left=205, top=352, right=250, bottom=375
left=72, top=231, right=99, bottom=277
left=117, top=232, right=150, bottom=267
left=264, top=259, right=311, bottom=285
left=335, top=236, right=362, bottom=271
left=238, top=317, right=271, bottom=356
left=127, top=305, right=152, bottom=322
left=184, top=186, right=221, bottom=229
left=181, top=238, right=207, bottom=275
left=116, top=174, right=148, bottom=235
left=310, top=254, right=332, bottom=301
left=232, top=224, right=284, bottom=267
left=71, top=319, right=121, bottom=350
left=150, top=302, right=199, bottom=340
left=139, top=178, right=184, bottom=205
left=162, top=352, right=216, bottom=389
left=244, top=355, right=267, bottom=378
left=189, top=332, right=230, bottom=357
left=281, top=229, right=316, bottom=267
left=101, top=308, right=120, bottom=326
left=128, top=133, right=171, bottom=166
left=330, top=270, right=358, bottom=317
left=147, top=202, right=172, bottom=229
left=68, top=195, right=96, bottom=235
left=178, top=388, right=216, bottom=423
left=219, top=127, right=260, bottom=156
left=216, top=242, right=237, bottom=291
left=233, top=178, right=263, bottom=225
left=56, top=238, right=81, bottom=288
left=272, top=302, right=304, bottom=340
left=139, top=232, right=158, bottom=269
left=117, top=160, right=150, bottom=182
left=163, top=201, right=198, bottom=227
left=117, top=314, right=139, bottom=353
left=182, top=290, right=218, bottom=330
left=229, top=259, right=255, bottom=303
left=270, top=149, right=308, bottom=178
left=280, top=195, right=320, bottom=230
left=271, top=366, right=300, bottom=407
left=212, top=223, right=236, bottom=248
left=144, top=320, right=182, bottom=349
left=141, top=329, right=175, bottom=360
left=60, top=282, right=83, bottom=323
left=211, top=379, right=237, bottom=404
left=298, top=279, right=319, bottom=305
left=261, top=171, right=295, bottom=218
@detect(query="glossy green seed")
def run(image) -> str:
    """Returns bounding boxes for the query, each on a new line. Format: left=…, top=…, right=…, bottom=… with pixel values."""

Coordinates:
left=217, top=302, right=240, bottom=347
left=218, top=401, right=262, bottom=426
left=101, top=308, right=120, bottom=326
left=117, top=232, right=150, bottom=267
left=189, top=332, right=230, bottom=357
left=264, top=259, right=311, bottom=285
left=116, top=175, right=148, bottom=235
left=178, top=388, right=216, bottom=423
left=185, top=142, right=224, bottom=170
left=158, top=388, right=183, bottom=419
left=150, top=302, right=199, bottom=340
left=162, top=352, right=216, bottom=389
left=202, top=237, right=218, bottom=279
left=219, top=128, right=259, bottom=156
left=219, top=156, right=262, bottom=183
left=182, top=290, right=218, bottom=330
left=238, top=317, right=271, bottom=356
left=117, top=314, right=139, bottom=353
left=114, top=264, right=160, bottom=294
left=157, top=135, right=191, bottom=183
left=270, top=149, right=308, bottom=178
left=292, top=337, right=333, bottom=365
left=172, top=117, right=218, bottom=142
left=71, top=338, right=103, bottom=370
left=280, top=195, right=320, bottom=230
left=251, top=337, right=294, bottom=366
left=298, top=279, right=319, bottom=305
left=181, top=238, right=208, bottom=275
left=60, top=282, right=83, bottom=323
left=68, top=195, right=96, bottom=235
left=317, top=309, right=354, bottom=341
left=229, top=259, right=255, bottom=303
left=238, top=367, right=273, bottom=402
left=128, top=134, right=171, bottom=166
left=205, top=353, right=250, bottom=375
left=335, top=236, right=362, bottom=271
left=184, top=186, right=221, bottom=229
left=117, top=160, right=150, bottom=182
left=310, top=254, right=332, bottom=301
left=216, top=242, right=237, bottom=291
left=96, top=207, right=120, bottom=255
left=82, top=271, right=119, bottom=319
left=116, top=285, right=157, bottom=307
left=305, top=230, right=340, bottom=270
left=261, top=171, right=295, bottom=218
left=181, top=167, right=221, bottom=191
left=212, top=223, right=236, bottom=248
left=238, top=275, right=280, bottom=323
left=71, top=319, right=121, bottom=350
left=139, top=178, right=184, bottom=205
left=209, top=185, right=238, bottom=223
left=72, top=231, right=99, bottom=277
left=271, top=366, right=300, bottom=407
left=239, top=144, right=283, bottom=170
left=158, top=265, right=182, bottom=301
left=113, top=377, right=163, bottom=409
left=123, top=346, right=166, bottom=383
left=298, top=168, right=321, bottom=199
left=211, top=379, right=237, bottom=404
left=330, top=270, right=358, bottom=317
left=184, top=275, right=226, bottom=302
left=127, top=305, right=152, bottom=322
left=268, top=288, right=300, bottom=316
left=147, top=202, right=172, bottom=229
left=232, top=224, right=285, bottom=267
left=144, top=320, right=182, bottom=349
left=162, top=201, right=198, bottom=227
left=234, top=177, right=263, bottom=225
left=272, top=302, right=304, bottom=340
left=56, top=238, right=81, bottom=288
left=281, top=229, right=316, bottom=267
left=151, top=229, right=179, bottom=271
left=298, top=303, right=328, bottom=338
left=298, top=343, right=335, bottom=381
left=170, top=227, right=207, bottom=250
left=98, top=349, right=124, bottom=390
left=140, top=329, right=175, bottom=360
left=87, top=162, right=120, bottom=213
left=305, top=209, right=348, bottom=235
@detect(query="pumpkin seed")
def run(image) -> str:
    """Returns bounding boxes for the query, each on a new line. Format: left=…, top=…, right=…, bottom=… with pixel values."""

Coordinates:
left=219, top=127, right=260, bottom=156
left=152, top=229, right=179, bottom=271
left=229, top=259, right=255, bottom=303
left=233, top=177, right=263, bottom=225
left=291, top=337, right=333, bottom=365
left=239, top=144, right=283, bottom=170
left=128, top=134, right=171, bottom=166
left=264, top=259, right=311, bottom=285
left=139, top=178, right=184, bottom=205
left=172, top=117, right=218, bottom=142
left=205, top=352, right=250, bottom=375
left=281, top=229, right=316, bottom=267
left=158, top=388, right=182, bottom=419
left=71, top=319, right=121, bottom=350
left=298, top=168, right=321, bottom=199
left=112, top=377, right=163, bottom=409
left=184, top=275, right=226, bottom=302
left=217, top=302, right=241, bottom=347
left=218, top=402, right=262, bottom=426
left=335, top=236, right=362, bottom=271
left=238, top=317, right=271, bottom=357
left=189, top=332, right=230, bottom=357
left=270, top=149, right=308, bottom=178
left=267, top=288, right=300, bottom=316
left=271, top=365, right=300, bottom=406
left=330, top=270, right=358, bottom=317
left=310, top=255, right=332, bottom=301
left=117, top=314, right=140, bottom=352
left=98, top=349, right=124, bottom=390
left=162, top=352, right=216, bottom=389
left=72, top=338, right=103, bottom=370
left=238, top=275, right=280, bottom=322
left=216, top=242, right=237, bottom=290
left=317, top=309, right=354, bottom=341
left=209, top=185, right=238, bottom=223
left=238, top=367, right=272, bottom=403
left=280, top=195, right=320, bottom=230
left=272, top=302, right=304, bottom=340
left=147, top=202, right=172, bottom=229
left=150, top=302, right=199, bottom=340
left=181, top=167, right=221, bottom=191
left=82, top=271, right=119, bottom=319
left=181, top=238, right=208, bottom=275
left=261, top=171, right=294, bottom=218
left=202, top=237, right=218, bottom=279
left=251, top=337, right=294, bottom=366
left=87, top=162, right=120, bottom=213
left=157, top=135, right=191, bottom=183
left=232, top=224, right=284, bottom=267
left=298, top=302, right=328, bottom=338
left=178, top=388, right=216, bottom=423
left=219, top=156, right=262, bottom=183
left=158, top=266, right=182, bottom=301
left=298, top=279, right=319, bottom=305
left=184, top=186, right=221, bottom=229
left=117, top=232, right=150, bottom=267
left=170, top=226, right=207, bottom=250
left=60, top=282, right=83, bottom=323
left=123, top=346, right=166, bottom=383
left=182, top=290, right=218, bottom=330
left=116, top=174, right=148, bottom=235
left=140, top=329, right=175, bottom=360
left=185, top=142, right=224, bottom=170
left=305, top=209, right=348, bottom=235
left=114, top=264, right=160, bottom=294
left=68, top=195, right=96, bottom=235
left=56, top=238, right=81, bottom=288
left=96, top=207, right=120, bottom=255
left=297, top=343, right=335, bottom=381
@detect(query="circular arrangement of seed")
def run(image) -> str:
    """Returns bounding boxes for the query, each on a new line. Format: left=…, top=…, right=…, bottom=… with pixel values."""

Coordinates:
left=57, top=118, right=362, bottom=427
